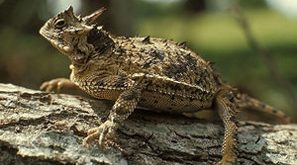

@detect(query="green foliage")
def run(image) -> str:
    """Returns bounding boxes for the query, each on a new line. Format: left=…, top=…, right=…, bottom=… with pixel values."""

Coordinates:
left=133, top=0, right=184, bottom=18
left=239, top=0, right=267, bottom=8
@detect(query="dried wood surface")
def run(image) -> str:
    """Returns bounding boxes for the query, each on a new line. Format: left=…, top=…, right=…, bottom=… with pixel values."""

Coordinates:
left=0, top=83, right=296, bottom=165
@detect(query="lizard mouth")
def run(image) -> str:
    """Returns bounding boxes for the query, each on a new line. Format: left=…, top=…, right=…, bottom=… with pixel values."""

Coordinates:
left=39, top=27, right=73, bottom=55
left=49, top=39, right=72, bottom=55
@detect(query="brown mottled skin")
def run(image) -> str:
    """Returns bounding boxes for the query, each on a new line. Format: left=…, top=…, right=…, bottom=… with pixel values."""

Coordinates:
left=39, top=6, right=289, bottom=165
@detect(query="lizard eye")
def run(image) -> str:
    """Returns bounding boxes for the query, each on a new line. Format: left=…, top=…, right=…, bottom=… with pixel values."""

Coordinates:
left=55, top=19, right=66, bottom=28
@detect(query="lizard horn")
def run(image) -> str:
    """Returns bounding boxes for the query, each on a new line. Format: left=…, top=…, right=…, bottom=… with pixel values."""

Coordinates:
left=64, top=6, right=74, bottom=14
left=83, top=7, right=106, bottom=24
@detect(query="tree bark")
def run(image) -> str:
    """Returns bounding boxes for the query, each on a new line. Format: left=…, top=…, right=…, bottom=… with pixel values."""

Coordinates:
left=0, top=83, right=296, bottom=165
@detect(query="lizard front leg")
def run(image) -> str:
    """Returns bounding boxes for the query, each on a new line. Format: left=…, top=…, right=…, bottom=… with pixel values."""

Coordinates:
left=82, top=80, right=144, bottom=147
left=40, top=78, right=79, bottom=92
left=215, top=88, right=238, bottom=165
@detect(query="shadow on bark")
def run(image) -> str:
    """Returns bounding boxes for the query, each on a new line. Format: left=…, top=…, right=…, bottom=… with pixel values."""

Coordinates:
left=0, top=83, right=296, bottom=165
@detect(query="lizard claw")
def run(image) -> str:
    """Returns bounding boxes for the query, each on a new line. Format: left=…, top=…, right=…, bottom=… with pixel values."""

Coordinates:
left=216, top=158, right=236, bottom=165
left=82, top=120, right=116, bottom=148
left=40, top=78, right=76, bottom=93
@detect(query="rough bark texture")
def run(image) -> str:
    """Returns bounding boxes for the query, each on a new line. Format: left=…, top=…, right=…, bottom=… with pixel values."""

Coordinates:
left=0, top=83, right=296, bottom=165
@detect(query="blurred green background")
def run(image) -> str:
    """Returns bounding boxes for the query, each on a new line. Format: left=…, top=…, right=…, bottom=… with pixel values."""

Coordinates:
left=0, top=0, right=296, bottom=120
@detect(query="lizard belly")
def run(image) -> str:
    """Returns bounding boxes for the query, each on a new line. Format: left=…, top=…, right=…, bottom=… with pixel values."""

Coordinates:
left=139, top=91, right=213, bottom=113
left=80, top=87, right=213, bottom=113
left=80, top=87, right=123, bottom=101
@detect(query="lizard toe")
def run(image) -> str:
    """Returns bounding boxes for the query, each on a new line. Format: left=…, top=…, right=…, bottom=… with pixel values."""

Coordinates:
left=83, top=120, right=116, bottom=148
left=216, top=158, right=236, bottom=165
left=40, top=78, right=75, bottom=93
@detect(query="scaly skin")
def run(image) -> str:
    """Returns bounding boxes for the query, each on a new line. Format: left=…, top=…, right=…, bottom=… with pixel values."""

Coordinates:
left=39, top=6, right=289, bottom=164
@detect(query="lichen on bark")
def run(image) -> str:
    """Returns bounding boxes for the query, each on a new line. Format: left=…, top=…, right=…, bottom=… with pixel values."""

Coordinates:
left=0, top=83, right=296, bottom=165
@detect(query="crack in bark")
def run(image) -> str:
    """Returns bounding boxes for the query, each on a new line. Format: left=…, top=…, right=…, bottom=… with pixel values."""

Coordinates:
left=0, top=83, right=297, bottom=165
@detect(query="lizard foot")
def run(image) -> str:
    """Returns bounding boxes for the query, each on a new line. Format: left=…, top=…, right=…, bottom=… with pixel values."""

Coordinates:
left=216, top=158, right=236, bottom=165
left=40, top=78, right=77, bottom=93
left=82, top=120, right=116, bottom=148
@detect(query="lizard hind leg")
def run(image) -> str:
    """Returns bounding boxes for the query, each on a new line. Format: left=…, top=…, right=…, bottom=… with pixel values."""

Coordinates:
left=215, top=89, right=238, bottom=165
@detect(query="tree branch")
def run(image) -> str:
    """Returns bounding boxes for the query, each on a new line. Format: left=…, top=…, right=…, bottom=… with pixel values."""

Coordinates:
left=0, top=83, right=296, bottom=165
left=231, top=4, right=297, bottom=110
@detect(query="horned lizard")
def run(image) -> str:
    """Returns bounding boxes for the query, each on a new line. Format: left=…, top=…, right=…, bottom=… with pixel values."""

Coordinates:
left=39, top=6, right=289, bottom=164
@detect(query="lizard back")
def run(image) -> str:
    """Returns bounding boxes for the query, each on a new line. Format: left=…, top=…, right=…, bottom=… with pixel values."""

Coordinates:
left=113, top=36, right=222, bottom=112
left=39, top=6, right=223, bottom=113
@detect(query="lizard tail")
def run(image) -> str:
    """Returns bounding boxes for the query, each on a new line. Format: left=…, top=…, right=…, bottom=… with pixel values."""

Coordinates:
left=236, top=94, right=290, bottom=123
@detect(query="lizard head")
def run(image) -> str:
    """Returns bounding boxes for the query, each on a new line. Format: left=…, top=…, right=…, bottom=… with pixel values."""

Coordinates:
left=39, top=6, right=109, bottom=64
